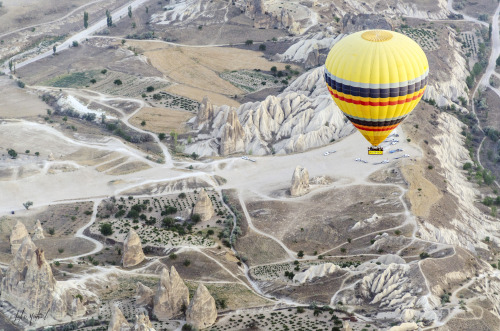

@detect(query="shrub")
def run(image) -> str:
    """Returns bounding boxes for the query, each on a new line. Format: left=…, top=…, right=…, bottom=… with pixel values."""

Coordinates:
left=191, top=213, right=201, bottom=223
left=183, top=259, right=191, bottom=267
left=297, top=250, right=304, bottom=258
left=58, top=248, right=64, bottom=254
left=420, top=252, right=430, bottom=259
left=17, top=81, right=25, bottom=88
left=113, top=79, right=122, bottom=85
left=146, top=86, right=155, bottom=92
left=72, top=40, right=79, bottom=47
left=99, top=223, right=113, bottom=236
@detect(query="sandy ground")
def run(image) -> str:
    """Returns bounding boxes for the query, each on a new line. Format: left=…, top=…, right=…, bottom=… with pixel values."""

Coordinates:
left=0, top=77, right=46, bottom=118
left=129, top=106, right=193, bottom=134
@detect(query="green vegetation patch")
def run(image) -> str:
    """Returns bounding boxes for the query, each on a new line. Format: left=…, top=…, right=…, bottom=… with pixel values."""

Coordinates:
left=43, top=70, right=100, bottom=88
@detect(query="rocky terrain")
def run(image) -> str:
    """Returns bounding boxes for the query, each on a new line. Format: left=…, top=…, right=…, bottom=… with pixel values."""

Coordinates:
left=1, top=0, right=500, bottom=330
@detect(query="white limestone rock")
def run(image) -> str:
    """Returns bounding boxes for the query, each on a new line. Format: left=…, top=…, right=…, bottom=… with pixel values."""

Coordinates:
left=32, top=219, right=45, bottom=240
left=290, top=166, right=309, bottom=197
left=186, top=67, right=355, bottom=157
left=293, top=263, right=340, bottom=284
left=133, top=313, right=156, bottom=331
left=10, top=221, right=29, bottom=255
left=109, top=305, right=130, bottom=331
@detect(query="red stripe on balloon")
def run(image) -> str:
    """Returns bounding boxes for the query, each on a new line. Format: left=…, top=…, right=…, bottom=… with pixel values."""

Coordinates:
left=328, top=89, right=424, bottom=106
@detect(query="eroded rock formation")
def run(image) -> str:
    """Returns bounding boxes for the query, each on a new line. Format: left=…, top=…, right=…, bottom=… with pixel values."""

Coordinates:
left=122, top=229, right=145, bottom=268
left=186, top=67, right=355, bottom=157
left=192, top=189, right=214, bottom=222
left=153, top=266, right=190, bottom=320
left=109, top=305, right=130, bottom=331
left=293, top=263, right=340, bottom=284
left=10, top=221, right=29, bottom=254
left=1, top=236, right=94, bottom=322
left=32, top=219, right=45, bottom=240
left=186, top=284, right=217, bottom=330
left=133, top=313, right=155, bottom=331
left=136, top=282, right=154, bottom=306
left=290, top=166, right=309, bottom=196
left=219, top=109, right=245, bottom=156
left=342, top=13, right=393, bottom=33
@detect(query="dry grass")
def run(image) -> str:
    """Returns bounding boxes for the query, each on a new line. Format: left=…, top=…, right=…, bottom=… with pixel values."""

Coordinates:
left=128, top=41, right=294, bottom=106
left=401, top=160, right=442, bottom=218
left=106, top=161, right=151, bottom=175
left=95, top=156, right=128, bottom=172
left=129, top=107, right=193, bottom=134
left=0, top=77, right=46, bottom=118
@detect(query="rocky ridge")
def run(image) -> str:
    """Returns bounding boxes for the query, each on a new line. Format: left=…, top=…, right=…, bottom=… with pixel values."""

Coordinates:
left=293, top=263, right=340, bottom=284
left=136, top=282, right=154, bottom=306
left=186, top=66, right=355, bottom=157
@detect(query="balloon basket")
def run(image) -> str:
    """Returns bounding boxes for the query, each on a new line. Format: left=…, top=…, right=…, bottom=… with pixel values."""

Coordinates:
left=368, top=146, right=383, bottom=155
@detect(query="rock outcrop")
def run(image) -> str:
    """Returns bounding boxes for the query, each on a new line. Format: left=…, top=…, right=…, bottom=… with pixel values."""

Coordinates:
left=192, top=189, right=214, bottom=222
left=186, top=284, right=217, bottom=330
left=109, top=305, right=130, bottom=331
left=290, top=166, right=309, bottom=197
left=153, top=266, right=190, bottom=320
left=122, top=229, right=145, bottom=268
left=133, top=313, right=155, bottom=331
left=293, top=263, right=340, bottom=284
left=342, top=13, right=392, bottom=33
left=388, top=322, right=419, bottom=331
left=1, top=236, right=94, bottom=323
left=186, top=67, right=355, bottom=157
left=32, top=219, right=45, bottom=240
left=219, top=109, right=245, bottom=156
left=343, top=321, right=353, bottom=331
left=136, top=282, right=154, bottom=306
left=10, top=221, right=29, bottom=254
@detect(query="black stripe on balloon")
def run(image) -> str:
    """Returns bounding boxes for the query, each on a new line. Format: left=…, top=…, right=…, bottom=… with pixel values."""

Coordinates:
left=345, top=114, right=407, bottom=127
left=324, top=73, right=427, bottom=99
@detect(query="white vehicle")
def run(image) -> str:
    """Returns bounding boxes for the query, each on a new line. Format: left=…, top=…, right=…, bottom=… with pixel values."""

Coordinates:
left=324, top=152, right=330, bottom=156
left=241, top=156, right=249, bottom=160
left=390, top=141, right=398, bottom=145
left=355, top=158, right=361, bottom=161
left=374, top=159, right=390, bottom=165
left=360, top=159, right=368, bottom=163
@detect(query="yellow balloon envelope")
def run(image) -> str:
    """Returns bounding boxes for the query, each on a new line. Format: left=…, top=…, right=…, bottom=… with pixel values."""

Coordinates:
left=325, top=30, right=429, bottom=146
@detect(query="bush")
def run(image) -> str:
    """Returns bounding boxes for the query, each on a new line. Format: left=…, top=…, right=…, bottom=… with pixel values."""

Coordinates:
left=99, top=223, right=113, bottom=236
left=420, top=252, right=430, bottom=259
left=183, top=259, right=191, bottom=267
left=158, top=133, right=166, bottom=140
left=191, top=213, right=201, bottom=223
left=17, top=80, right=25, bottom=88
left=463, top=162, right=472, bottom=170
left=8, top=149, right=17, bottom=159
left=72, top=40, right=79, bottom=47
left=169, top=253, right=177, bottom=260
left=58, top=248, right=64, bottom=254
left=113, top=79, right=122, bottom=85
left=297, top=250, right=304, bottom=258
left=146, top=86, right=155, bottom=92
left=259, top=44, right=266, bottom=51
left=245, top=39, right=253, bottom=45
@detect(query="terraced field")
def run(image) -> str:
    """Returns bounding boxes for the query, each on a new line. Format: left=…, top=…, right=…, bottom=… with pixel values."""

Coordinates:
left=221, top=70, right=287, bottom=93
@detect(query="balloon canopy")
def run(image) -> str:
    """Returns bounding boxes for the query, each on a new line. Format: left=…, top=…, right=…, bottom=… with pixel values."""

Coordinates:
left=324, top=30, right=429, bottom=146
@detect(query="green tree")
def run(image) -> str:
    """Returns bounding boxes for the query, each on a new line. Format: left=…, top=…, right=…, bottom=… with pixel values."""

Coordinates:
left=113, top=79, right=122, bottom=85
left=245, top=39, right=253, bottom=45
left=99, top=223, right=113, bottom=236
left=23, top=201, right=33, bottom=210
left=297, top=250, right=304, bottom=258
left=128, top=5, right=132, bottom=18
left=8, top=149, right=17, bottom=158
left=259, top=44, right=266, bottom=51
left=72, top=40, right=79, bottom=47
left=158, top=133, right=166, bottom=140
left=141, top=120, right=146, bottom=126
left=271, top=66, right=277, bottom=74
left=191, top=213, right=201, bottom=223
left=8, top=59, right=12, bottom=72
left=84, top=11, right=89, bottom=29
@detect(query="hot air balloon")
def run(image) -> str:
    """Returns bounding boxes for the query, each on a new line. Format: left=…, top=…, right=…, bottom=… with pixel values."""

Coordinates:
left=324, top=29, right=428, bottom=154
